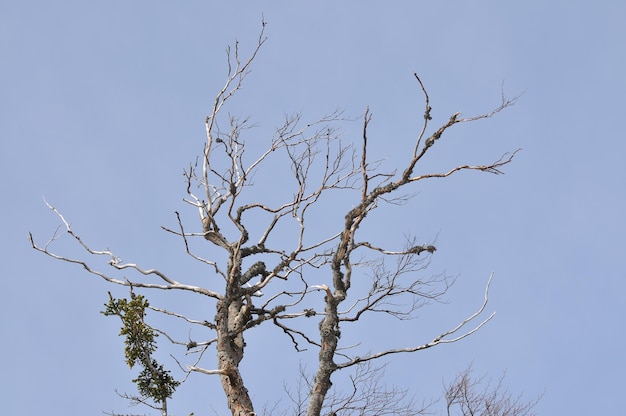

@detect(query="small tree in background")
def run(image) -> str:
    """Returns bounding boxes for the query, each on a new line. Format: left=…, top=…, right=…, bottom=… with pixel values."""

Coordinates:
left=444, top=366, right=541, bottom=416
left=30, top=23, right=537, bottom=416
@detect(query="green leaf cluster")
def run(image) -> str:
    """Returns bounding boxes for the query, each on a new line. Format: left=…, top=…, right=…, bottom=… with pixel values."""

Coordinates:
left=102, top=292, right=180, bottom=403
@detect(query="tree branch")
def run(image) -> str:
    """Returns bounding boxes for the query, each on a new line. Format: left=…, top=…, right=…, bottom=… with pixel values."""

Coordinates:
left=335, top=273, right=496, bottom=369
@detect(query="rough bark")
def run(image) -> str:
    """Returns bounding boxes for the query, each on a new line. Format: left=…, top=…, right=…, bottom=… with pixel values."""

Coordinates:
left=306, top=286, right=339, bottom=416
left=216, top=297, right=254, bottom=416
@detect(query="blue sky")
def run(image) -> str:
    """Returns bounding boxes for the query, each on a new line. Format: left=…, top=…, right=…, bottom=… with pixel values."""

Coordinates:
left=2, top=1, right=625, bottom=415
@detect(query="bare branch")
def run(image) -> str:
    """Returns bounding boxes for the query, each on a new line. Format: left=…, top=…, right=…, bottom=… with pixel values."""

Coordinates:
left=412, top=73, right=432, bottom=156
left=147, top=305, right=218, bottom=331
left=187, top=366, right=225, bottom=376
left=409, top=150, right=521, bottom=182
left=335, top=273, right=496, bottom=370
left=29, top=202, right=222, bottom=299
left=161, top=211, right=225, bottom=276
left=325, top=362, right=434, bottom=416
left=444, top=365, right=542, bottom=416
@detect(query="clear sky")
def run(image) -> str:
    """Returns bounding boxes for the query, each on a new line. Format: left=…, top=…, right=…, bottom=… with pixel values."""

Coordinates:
left=2, top=1, right=625, bottom=415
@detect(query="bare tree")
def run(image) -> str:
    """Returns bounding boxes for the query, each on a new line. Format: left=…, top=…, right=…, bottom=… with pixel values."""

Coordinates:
left=30, top=23, right=534, bottom=416
left=444, top=366, right=541, bottom=416
left=282, top=362, right=434, bottom=416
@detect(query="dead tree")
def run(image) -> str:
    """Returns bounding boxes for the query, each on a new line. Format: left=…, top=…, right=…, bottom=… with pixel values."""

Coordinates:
left=444, top=366, right=541, bottom=416
left=30, top=22, right=528, bottom=416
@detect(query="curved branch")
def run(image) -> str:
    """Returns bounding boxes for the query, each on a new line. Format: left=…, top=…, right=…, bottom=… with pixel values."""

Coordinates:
left=335, top=273, right=495, bottom=369
left=29, top=202, right=222, bottom=299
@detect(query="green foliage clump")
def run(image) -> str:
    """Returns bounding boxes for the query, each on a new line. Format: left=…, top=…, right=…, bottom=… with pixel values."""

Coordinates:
left=102, top=292, right=180, bottom=403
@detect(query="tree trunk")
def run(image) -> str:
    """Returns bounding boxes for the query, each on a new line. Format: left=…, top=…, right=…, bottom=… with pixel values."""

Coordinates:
left=306, top=291, right=340, bottom=416
left=216, top=298, right=255, bottom=416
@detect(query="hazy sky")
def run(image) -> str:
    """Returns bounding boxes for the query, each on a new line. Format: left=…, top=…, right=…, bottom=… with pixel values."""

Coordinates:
left=2, top=1, right=625, bottom=415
